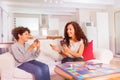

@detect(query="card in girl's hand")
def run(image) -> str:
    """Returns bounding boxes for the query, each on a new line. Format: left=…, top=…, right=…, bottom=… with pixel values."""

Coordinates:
left=60, top=40, right=67, bottom=46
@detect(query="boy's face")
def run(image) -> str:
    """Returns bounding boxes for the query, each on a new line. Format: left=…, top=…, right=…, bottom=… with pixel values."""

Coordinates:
left=18, top=31, right=29, bottom=42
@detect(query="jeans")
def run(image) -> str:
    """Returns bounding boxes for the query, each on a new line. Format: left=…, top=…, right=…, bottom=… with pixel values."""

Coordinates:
left=18, top=60, right=50, bottom=80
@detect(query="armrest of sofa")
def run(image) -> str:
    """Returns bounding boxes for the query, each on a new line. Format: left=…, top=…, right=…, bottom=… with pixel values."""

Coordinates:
left=93, top=48, right=113, bottom=64
left=0, top=52, right=15, bottom=80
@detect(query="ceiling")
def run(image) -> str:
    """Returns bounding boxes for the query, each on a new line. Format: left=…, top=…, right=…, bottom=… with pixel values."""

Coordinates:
left=0, top=0, right=120, bottom=15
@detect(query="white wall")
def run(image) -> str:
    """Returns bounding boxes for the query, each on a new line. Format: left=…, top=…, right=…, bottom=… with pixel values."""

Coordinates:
left=48, top=15, right=77, bottom=36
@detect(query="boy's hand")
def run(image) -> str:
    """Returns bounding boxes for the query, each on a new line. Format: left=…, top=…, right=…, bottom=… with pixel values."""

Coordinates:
left=34, top=39, right=39, bottom=43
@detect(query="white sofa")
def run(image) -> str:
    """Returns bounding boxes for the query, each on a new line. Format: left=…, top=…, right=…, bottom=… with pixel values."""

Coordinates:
left=0, top=39, right=113, bottom=80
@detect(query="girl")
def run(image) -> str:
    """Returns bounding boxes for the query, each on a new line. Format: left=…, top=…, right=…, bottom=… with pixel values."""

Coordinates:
left=51, top=21, right=88, bottom=63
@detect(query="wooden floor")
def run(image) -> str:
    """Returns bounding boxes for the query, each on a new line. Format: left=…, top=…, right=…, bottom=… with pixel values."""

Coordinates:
left=51, top=57, right=120, bottom=80
left=51, top=74, right=64, bottom=80
left=110, top=56, right=120, bottom=67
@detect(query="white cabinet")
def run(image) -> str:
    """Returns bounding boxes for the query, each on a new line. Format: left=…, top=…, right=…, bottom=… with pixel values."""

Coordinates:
left=0, top=8, right=3, bottom=42
left=86, top=26, right=97, bottom=48
left=0, top=8, right=2, bottom=42
left=96, top=12, right=109, bottom=49
left=0, top=7, right=10, bottom=42
left=2, top=11, right=9, bottom=42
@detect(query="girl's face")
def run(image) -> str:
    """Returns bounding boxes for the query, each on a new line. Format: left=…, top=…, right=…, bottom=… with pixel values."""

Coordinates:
left=67, top=24, right=75, bottom=38
left=18, top=31, right=29, bottom=42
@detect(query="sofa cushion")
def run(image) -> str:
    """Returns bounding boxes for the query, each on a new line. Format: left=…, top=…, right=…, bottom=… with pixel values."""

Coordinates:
left=82, top=40, right=95, bottom=61
left=13, top=68, right=33, bottom=79
left=93, top=48, right=113, bottom=64
left=27, top=39, right=60, bottom=61
left=40, top=39, right=63, bottom=61
left=0, top=52, right=15, bottom=79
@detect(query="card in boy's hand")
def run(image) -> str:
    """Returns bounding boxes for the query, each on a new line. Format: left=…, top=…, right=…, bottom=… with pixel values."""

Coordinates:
left=34, top=39, right=39, bottom=43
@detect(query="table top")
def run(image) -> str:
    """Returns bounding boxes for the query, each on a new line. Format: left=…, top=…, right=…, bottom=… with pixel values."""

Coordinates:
left=55, top=62, right=120, bottom=80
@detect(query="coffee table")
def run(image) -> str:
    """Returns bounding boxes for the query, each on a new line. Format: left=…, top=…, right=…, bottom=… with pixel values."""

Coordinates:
left=55, top=62, right=120, bottom=80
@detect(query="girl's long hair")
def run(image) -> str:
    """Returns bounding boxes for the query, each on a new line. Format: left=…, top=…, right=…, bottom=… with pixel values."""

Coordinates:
left=64, top=21, right=88, bottom=47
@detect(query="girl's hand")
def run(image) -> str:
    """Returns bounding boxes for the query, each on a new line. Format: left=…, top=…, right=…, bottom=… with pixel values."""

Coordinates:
left=50, top=44, right=61, bottom=53
left=62, top=45, right=70, bottom=53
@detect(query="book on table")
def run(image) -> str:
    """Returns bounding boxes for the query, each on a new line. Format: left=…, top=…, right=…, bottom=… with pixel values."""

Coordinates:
left=56, top=62, right=120, bottom=80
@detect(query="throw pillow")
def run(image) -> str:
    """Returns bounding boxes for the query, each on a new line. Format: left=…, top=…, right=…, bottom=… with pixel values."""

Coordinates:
left=82, top=40, right=95, bottom=61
